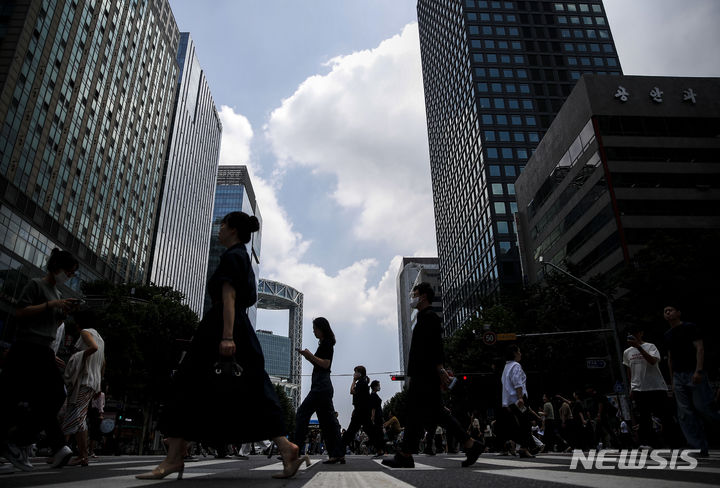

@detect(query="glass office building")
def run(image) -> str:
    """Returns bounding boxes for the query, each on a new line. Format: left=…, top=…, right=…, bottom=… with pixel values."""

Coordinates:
left=417, top=0, right=621, bottom=334
left=204, top=165, right=262, bottom=322
left=256, top=329, right=292, bottom=380
left=0, top=0, right=180, bottom=334
left=150, top=33, right=222, bottom=315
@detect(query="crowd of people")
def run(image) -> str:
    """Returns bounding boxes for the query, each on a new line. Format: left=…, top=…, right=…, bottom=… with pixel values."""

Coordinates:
left=1, top=210, right=718, bottom=479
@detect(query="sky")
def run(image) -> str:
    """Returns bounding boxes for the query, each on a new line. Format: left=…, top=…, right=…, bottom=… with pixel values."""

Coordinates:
left=167, top=0, right=720, bottom=428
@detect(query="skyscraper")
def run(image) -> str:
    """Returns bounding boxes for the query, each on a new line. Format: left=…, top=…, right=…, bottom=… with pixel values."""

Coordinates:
left=0, top=0, right=180, bottom=323
left=204, top=165, right=262, bottom=322
left=417, top=0, right=621, bottom=334
left=149, top=33, right=222, bottom=315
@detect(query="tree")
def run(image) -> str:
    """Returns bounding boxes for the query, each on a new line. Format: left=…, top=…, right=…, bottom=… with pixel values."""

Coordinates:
left=274, top=384, right=295, bottom=435
left=382, top=389, right=408, bottom=426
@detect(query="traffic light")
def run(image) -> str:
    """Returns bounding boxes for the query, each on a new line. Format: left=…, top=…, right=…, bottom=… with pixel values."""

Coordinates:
left=390, top=375, right=406, bottom=381
left=462, top=375, right=468, bottom=381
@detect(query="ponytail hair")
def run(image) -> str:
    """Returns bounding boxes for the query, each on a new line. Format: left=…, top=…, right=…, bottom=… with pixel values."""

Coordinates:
left=222, top=211, right=260, bottom=244
left=47, top=248, right=79, bottom=274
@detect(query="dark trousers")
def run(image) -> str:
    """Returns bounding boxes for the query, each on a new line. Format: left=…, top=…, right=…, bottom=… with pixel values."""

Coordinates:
left=342, top=408, right=384, bottom=453
left=294, top=389, right=344, bottom=458
left=499, top=404, right=535, bottom=450
left=633, top=390, right=672, bottom=447
left=400, top=377, right=470, bottom=455
left=0, top=342, right=66, bottom=451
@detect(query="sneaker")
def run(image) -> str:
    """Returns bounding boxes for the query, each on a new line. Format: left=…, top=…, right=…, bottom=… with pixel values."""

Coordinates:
left=0, top=443, right=34, bottom=472
left=0, top=464, right=15, bottom=474
left=381, top=453, right=414, bottom=468
left=461, top=440, right=484, bottom=468
left=49, top=446, right=72, bottom=469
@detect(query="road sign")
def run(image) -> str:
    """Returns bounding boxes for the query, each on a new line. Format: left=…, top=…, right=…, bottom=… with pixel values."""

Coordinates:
left=586, top=358, right=607, bottom=369
left=482, top=331, right=497, bottom=345
left=497, top=333, right=517, bottom=341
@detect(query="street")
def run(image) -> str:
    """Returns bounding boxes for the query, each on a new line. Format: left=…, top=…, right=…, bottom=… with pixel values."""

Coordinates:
left=1, top=451, right=719, bottom=488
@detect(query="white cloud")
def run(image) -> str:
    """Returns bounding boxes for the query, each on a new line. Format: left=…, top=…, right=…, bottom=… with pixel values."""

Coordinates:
left=265, top=23, right=437, bottom=253
left=218, top=105, right=254, bottom=164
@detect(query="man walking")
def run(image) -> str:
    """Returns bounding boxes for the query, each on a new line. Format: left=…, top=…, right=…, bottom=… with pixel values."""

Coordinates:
left=623, top=324, right=670, bottom=447
left=664, top=304, right=720, bottom=457
left=382, top=282, right=483, bottom=468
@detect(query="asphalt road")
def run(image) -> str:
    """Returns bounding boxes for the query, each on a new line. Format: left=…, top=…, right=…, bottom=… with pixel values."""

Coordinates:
left=1, top=451, right=719, bottom=488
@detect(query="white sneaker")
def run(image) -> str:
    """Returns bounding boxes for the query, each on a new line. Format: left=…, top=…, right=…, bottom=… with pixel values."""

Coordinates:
left=50, top=446, right=73, bottom=469
left=0, top=443, right=34, bottom=472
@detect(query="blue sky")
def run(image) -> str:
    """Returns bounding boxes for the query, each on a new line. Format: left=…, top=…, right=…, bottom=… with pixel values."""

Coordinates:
left=167, top=0, right=720, bottom=427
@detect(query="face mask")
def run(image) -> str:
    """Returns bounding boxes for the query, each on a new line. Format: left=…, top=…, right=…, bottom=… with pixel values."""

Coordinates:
left=409, top=296, right=420, bottom=308
left=377, top=386, right=381, bottom=392
left=54, top=271, right=69, bottom=286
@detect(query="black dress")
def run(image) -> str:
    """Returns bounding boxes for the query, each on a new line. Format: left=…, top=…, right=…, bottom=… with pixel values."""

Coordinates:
left=160, top=243, right=286, bottom=444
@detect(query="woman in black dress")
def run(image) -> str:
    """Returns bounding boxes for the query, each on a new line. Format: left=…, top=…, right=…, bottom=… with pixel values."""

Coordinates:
left=294, top=317, right=345, bottom=464
left=138, top=212, right=307, bottom=480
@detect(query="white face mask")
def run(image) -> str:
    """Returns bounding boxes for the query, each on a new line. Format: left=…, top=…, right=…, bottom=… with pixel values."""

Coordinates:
left=409, top=296, right=420, bottom=308
left=54, top=271, right=69, bottom=286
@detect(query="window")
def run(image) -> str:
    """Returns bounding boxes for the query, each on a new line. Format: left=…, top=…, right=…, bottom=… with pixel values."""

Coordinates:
left=587, top=29, right=597, bottom=39
left=485, top=40, right=495, bottom=48
left=497, top=221, right=510, bottom=233
left=484, top=129, right=495, bottom=141
left=554, top=3, right=564, bottom=10
left=480, top=98, right=491, bottom=108
left=561, top=29, right=570, bottom=38
left=498, top=41, right=509, bottom=49
left=491, top=83, right=503, bottom=92
left=501, top=55, right=511, bottom=63
left=502, top=148, right=513, bottom=159
left=487, top=148, right=499, bottom=158
left=492, top=183, right=504, bottom=195
left=525, top=116, right=536, bottom=126
left=494, top=202, right=507, bottom=214
left=475, top=67, right=486, bottom=76
left=467, top=13, right=477, bottom=21
left=607, top=58, right=617, bottom=67
left=499, top=131, right=510, bottom=141
left=496, top=27, right=506, bottom=36
left=483, top=26, right=493, bottom=35
left=499, top=241, right=512, bottom=254
left=487, top=54, right=498, bottom=62
left=603, top=44, right=614, bottom=53
left=514, top=55, right=524, bottom=63
left=564, top=43, right=574, bottom=51
left=489, top=68, right=500, bottom=77
left=574, top=29, right=584, bottom=38
left=513, top=132, right=525, bottom=142
left=571, top=71, right=581, bottom=80
left=505, top=165, right=516, bottom=177
left=469, top=26, right=479, bottom=35
left=503, top=69, right=514, bottom=78
left=489, top=165, right=501, bottom=176
left=510, top=202, right=518, bottom=213
left=509, top=27, right=519, bottom=36
left=567, top=4, right=577, bottom=12
left=592, top=4, right=602, bottom=12
left=579, top=4, right=590, bottom=12
left=511, top=115, right=522, bottom=125
left=512, top=41, right=522, bottom=49
left=570, top=16, right=580, bottom=24
left=520, top=84, right=530, bottom=93
left=478, top=82, right=489, bottom=92
left=558, top=16, right=567, bottom=24
left=517, top=69, right=528, bottom=78
left=494, top=98, right=505, bottom=109
left=522, top=99, right=533, bottom=109
left=583, top=16, right=593, bottom=25
left=506, top=84, right=517, bottom=93
left=593, top=57, right=603, bottom=66
left=496, top=115, right=508, bottom=124
left=474, top=53, right=484, bottom=62
left=472, top=40, right=483, bottom=48
left=517, top=148, right=528, bottom=160
left=508, top=99, right=519, bottom=109
left=568, top=57, right=577, bottom=65
left=581, top=57, right=591, bottom=65
left=599, top=30, right=609, bottom=38
left=590, top=43, right=600, bottom=52
left=482, top=114, right=494, bottom=124
left=507, top=14, right=516, bottom=21
left=507, top=184, right=516, bottom=195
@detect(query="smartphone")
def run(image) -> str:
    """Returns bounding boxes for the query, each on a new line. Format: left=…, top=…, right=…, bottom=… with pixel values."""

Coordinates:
left=68, top=298, right=86, bottom=306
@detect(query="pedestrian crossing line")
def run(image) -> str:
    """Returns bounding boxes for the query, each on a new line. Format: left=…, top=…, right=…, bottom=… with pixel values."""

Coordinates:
left=112, top=458, right=241, bottom=470
left=251, top=459, right=321, bottom=471
left=374, top=459, right=443, bottom=470
left=476, top=467, right=714, bottom=488
left=448, top=456, right=560, bottom=468
left=301, top=471, right=415, bottom=488
left=12, top=472, right=212, bottom=488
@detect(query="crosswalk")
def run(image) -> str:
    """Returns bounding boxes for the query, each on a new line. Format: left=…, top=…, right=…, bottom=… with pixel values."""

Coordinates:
left=1, top=452, right=718, bottom=487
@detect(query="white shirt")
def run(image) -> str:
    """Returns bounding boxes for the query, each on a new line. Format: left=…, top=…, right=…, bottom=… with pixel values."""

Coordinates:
left=501, top=361, right=527, bottom=407
left=622, top=342, right=667, bottom=392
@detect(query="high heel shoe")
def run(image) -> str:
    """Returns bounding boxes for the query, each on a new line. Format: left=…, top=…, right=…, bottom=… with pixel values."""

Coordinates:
left=322, top=456, right=345, bottom=464
left=272, top=454, right=310, bottom=479
left=135, top=463, right=184, bottom=480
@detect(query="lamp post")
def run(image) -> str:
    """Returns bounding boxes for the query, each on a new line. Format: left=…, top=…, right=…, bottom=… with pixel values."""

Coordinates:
left=538, top=257, right=629, bottom=397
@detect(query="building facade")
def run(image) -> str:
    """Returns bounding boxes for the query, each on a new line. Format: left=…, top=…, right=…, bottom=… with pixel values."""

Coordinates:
left=0, top=0, right=180, bottom=334
left=256, top=329, right=291, bottom=379
left=204, top=165, right=262, bottom=321
left=149, top=33, right=222, bottom=315
left=396, top=257, right=442, bottom=377
left=516, top=75, right=720, bottom=283
left=417, top=0, right=621, bottom=334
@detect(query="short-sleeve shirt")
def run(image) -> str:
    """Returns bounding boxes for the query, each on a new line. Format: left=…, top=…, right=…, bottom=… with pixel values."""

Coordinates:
left=501, top=361, right=527, bottom=407
left=16, top=278, right=63, bottom=347
left=543, top=401, right=555, bottom=420
left=352, top=376, right=370, bottom=410
left=311, top=340, right=334, bottom=392
left=623, top=342, right=667, bottom=391
left=664, top=322, right=701, bottom=374
left=207, top=243, right=257, bottom=308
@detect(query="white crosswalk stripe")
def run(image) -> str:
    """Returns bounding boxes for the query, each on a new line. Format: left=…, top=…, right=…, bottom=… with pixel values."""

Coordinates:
left=374, top=459, right=443, bottom=470
left=251, top=459, right=321, bottom=471
left=301, top=471, right=415, bottom=487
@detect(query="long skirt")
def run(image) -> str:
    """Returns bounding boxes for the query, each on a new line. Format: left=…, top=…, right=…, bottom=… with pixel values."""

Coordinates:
left=159, top=306, right=286, bottom=445
left=62, top=386, right=95, bottom=435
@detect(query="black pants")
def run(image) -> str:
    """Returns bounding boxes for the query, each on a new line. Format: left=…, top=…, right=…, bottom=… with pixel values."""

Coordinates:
left=400, top=377, right=470, bottom=455
left=499, top=404, right=535, bottom=450
left=342, top=407, right=384, bottom=453
left=633, top=390, right=672, bottom=447
left=294, top=389, right=344, bottom=458
left=0, top=342, right=66, bottom=451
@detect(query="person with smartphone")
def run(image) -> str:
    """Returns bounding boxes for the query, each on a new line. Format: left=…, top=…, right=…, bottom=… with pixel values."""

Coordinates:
left=293, top=317, right=345, bottom=464
left=0, top=248, right=80, bottom=471
left=500, top=344, right=535, bottom=458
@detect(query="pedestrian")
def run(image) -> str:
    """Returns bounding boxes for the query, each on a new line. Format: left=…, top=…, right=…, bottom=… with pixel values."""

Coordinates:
left=500, top=344, right=535, bottom=458
left=663, top=304, right=720, bottom=457
left=383, top=410, right=402, bottom=447
left=341, top=366, right=376, bottom=455
left=623, top=323, right=670, bottom=448
left=539, top=393, right=557, bottom=451
left=137, top=212, right=305, bottom=480
left=382, top=282, right=483, bottom=468
left=293, top=317, right=345, bottom=464
left=555, top=395, right=574, bottom=451
left=0, top=248, right=80, bottom=471
left=369, top=380, right=386, bottom=457
left=584, top=384, right=619, bottom=449
left=61, top=322, right=105, bottom=466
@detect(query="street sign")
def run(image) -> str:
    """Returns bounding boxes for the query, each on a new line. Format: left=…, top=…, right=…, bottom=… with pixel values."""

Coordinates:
left=482, top=331, right=497, bottom=345
left=586, top=358, right=607, bottom=369
left=497, top=333, right=517, bottom=341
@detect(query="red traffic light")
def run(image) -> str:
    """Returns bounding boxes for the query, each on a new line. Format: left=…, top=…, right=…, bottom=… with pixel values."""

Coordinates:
left=390, top=375, right=406, bottom=381
left=462, top=375, right=468, bottom=380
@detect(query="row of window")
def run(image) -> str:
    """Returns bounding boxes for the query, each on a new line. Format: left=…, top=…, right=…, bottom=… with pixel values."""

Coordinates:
left=560, top=28, right=611, bottom=39
left=485, top=129, right=540, bottom=143
left=554, top=3, right=603, bottom=13
left=564, top=42, right=614, bottom=53
left=568, top=56, right=617, bottom=67
left=477, top=81, right=531, bottom=94
left=467, top=12, right=517, bottom=22
left=472, top=40, right=523, bottom=52
left=475, top=65, right=530, bottom=78
left=494, top=200, right=519, bottom=215
left=474, top=54, right=525, bottom=66
left=557, top=15, right=606, bottom=26
left=479, top=97, right=534, bottom=110
left=470, top=25, right=521, bottom=37
left=466, top=0, right=514, bottom=9
left=481, top=113, right=537, bottom=126
left=486, top=146, right=531, bottom=160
